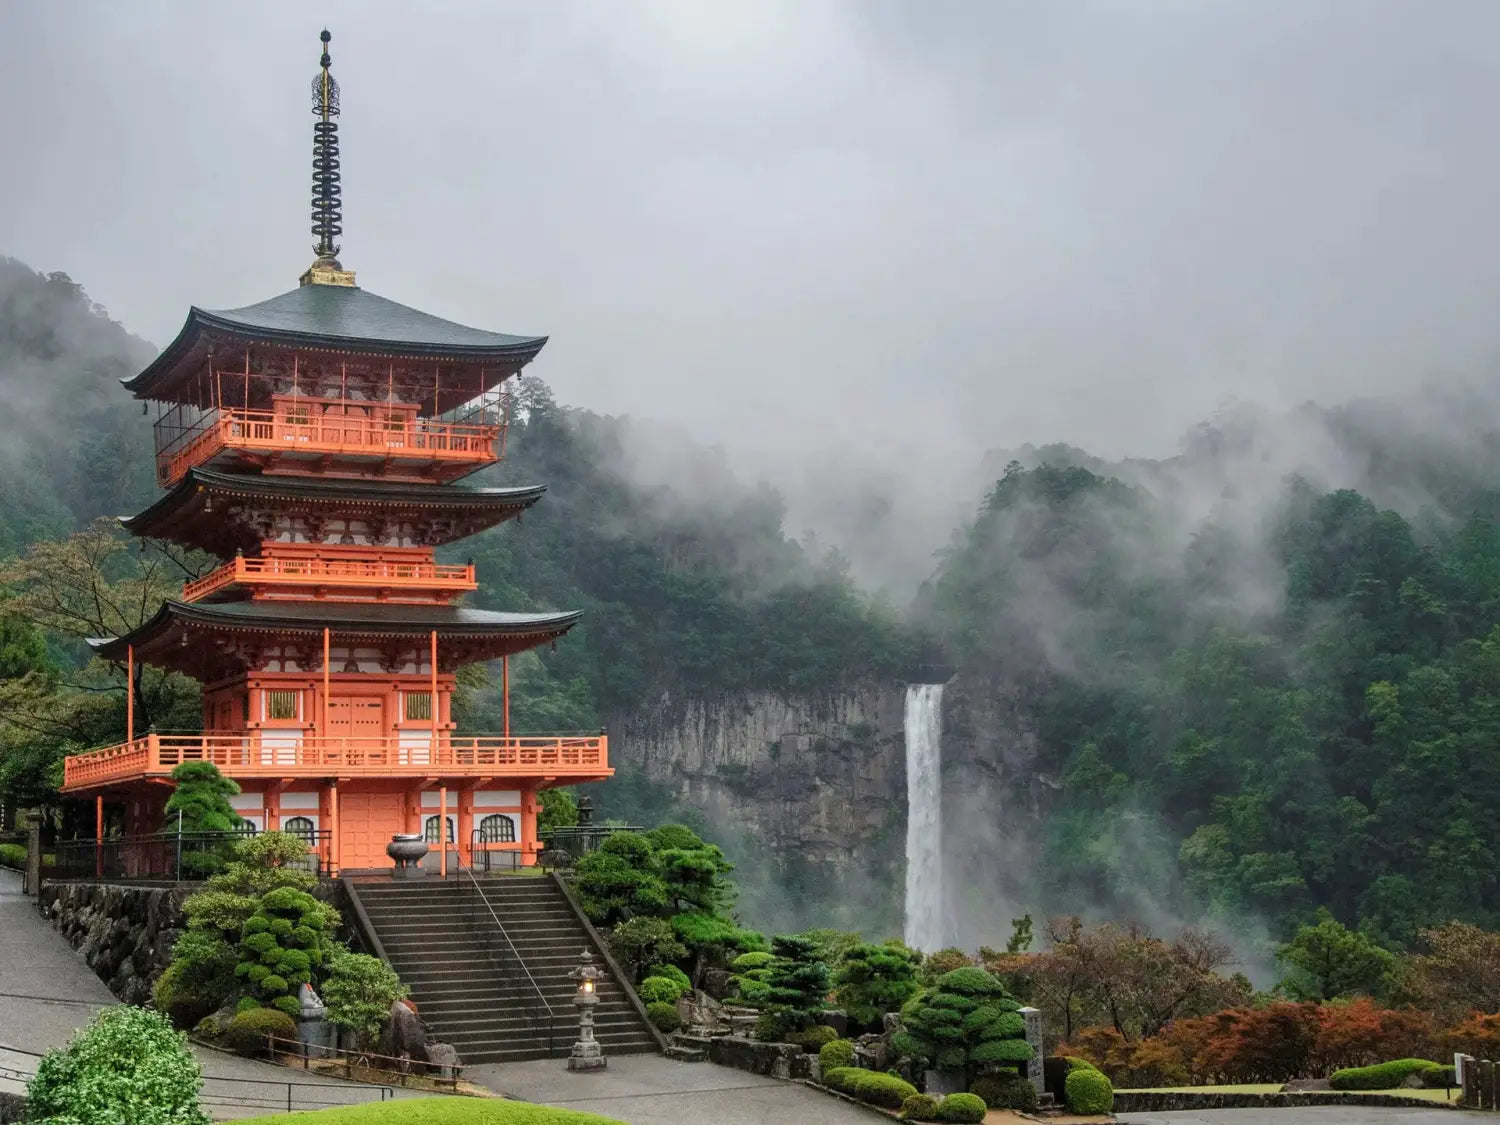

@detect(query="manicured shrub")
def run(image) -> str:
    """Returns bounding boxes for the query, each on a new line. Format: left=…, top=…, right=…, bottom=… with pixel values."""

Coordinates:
left=819, top=1038, right=856, bottom=1072
left=638, top=975, right=686, bottom=1004
left=760, top=933, right=830, bottom=1033
left=234, top=1098, right=631, bottom=1123
left=1064, top=1066, right=1114, bottom=1115
left=730, top=950, right=773, bottom=973
left=971, top=1073, right=1038, bottom=1111
left=153, top=929, right=239, bottom=1029
left=934, top=1092, right=988, bottom=1123
left=920, top=947, right=973, bottom=984
left=753, top=1009, right=790, bottom=1042
left=0, top=842, right=25, bottom=869
left=236, top=884, right=332, bottom=1016
left=1044, top=1054, right=1095, bottom=1097
left=1422, top=1064, right=1457, bottom=1088
left=823, top=1067, right=919, bottom=1108
left=1329, top=1058, right=1443, bottom=1090
left=898, top=1093, right=942, bottom=1121
left=322, top=947, right=409, bottom=1046
left=786, top=1024, right=839, bottom=1053
left=646, top=1000, right=683, bottom=1033
left=835, top=940, right=922, bottom=1030
left=224, top=1007, right=297, bottom=1056
left=893, top=966, right=1030, bottom=1081
left=647, top=964, right=692, bottom=992
left=27, top=1005, right=208, bottom=1125
left=607, top=917, right=687, bottom=979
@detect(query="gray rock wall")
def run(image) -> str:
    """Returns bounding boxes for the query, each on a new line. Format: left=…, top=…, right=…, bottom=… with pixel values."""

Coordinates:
left=38, top=883, right=188, bottom=1007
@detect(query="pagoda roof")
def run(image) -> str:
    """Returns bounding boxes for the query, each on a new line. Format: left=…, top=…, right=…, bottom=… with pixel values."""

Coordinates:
left=124, top=468, right=544, bottom=557
left=125, top=284, right=548, bottom=398
left=90, top=599, right=579, bottom=679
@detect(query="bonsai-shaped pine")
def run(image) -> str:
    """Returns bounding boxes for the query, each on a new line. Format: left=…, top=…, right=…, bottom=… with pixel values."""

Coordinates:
left=236, top=885, right=337, bottom=1018
left=182, top=831, right=320, bottom=942
left=836, top=940, right=923, bottom=1031
left=893, top=966, right=1032, bottom=1085
left=574, top=832, right=671, bottom=926
left=165, top=761, right=243, bottom=832
left=27, top=1005, right=209, bottom=1125
left=756, top=933, right=831, bottom=1039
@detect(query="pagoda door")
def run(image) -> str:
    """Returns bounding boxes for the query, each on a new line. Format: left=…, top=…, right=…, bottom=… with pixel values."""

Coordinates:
left=325, top=696, right=386, bottom=763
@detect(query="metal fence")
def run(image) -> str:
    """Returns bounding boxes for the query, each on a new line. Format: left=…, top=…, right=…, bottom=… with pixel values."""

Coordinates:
left=44, top=828, right=331, bottom=883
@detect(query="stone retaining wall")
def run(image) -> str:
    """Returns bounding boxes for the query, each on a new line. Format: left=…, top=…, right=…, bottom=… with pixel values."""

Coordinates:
left=707, top=1035, right=815, bottom=1080
left=38, top=883, right=189, bottom=1006
left=0, top=1092, right=25, bottom=1123
left=1113, top=1090, right=1452, bottom=1113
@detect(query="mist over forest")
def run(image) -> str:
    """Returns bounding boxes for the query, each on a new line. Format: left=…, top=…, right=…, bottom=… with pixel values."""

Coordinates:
left=7, top=252, right=1500, bottom=963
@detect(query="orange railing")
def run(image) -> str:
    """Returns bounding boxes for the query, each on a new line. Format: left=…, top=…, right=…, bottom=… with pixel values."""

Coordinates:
left=62, top=732, right=609, bottom=791
left=182, top=557, right=477, bottom=601
left=156, top=408, right=504, bottom=486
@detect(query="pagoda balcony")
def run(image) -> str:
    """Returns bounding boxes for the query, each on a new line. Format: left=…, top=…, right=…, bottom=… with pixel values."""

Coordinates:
left=62, top=731, right=609, bottom=792
left=155, top=407, right=504, bottom=487
left=182, top=556, right=478, bottom=602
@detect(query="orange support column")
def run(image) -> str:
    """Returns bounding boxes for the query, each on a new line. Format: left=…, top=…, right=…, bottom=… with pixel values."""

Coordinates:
left=322, top=628, right=330, bottom=738
left=457, top=787, right=474, bottom=867
left=327, top=780, right=340, bottom=877
left=430, top=631, right=439, bottom=761
left=502, top=654, right=510, bottom=739
left=519, top=787, right=539, bottom=867
left=438, top=784, right=448, bottom=879
left=126, top=644, right=134, bottom=742
left=95, top=795, right=103, bottom=879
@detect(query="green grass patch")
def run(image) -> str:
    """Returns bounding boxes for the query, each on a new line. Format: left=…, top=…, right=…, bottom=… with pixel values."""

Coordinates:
left=1117, top=1085, right=1458, bottom=1103
left=235, top=1098, right=627, bottom=1124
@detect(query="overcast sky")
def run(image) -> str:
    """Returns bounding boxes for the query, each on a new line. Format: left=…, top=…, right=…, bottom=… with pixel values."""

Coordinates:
left=5, top=1, right=1500, bottom=569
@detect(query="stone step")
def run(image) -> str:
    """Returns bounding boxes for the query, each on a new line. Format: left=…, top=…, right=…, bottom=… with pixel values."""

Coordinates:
left=664, top=1045, right=707, bottom=1063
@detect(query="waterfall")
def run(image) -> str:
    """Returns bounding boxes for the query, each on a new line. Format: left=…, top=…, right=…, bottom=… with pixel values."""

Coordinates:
left=904, top=682, right=948, bottom=952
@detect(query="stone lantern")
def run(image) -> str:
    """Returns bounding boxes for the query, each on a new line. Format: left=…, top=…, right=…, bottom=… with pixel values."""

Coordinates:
left=566, top=948, right=607, bottom=1072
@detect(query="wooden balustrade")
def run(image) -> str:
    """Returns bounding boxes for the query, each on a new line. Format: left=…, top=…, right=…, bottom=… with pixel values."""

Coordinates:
left=182, top=557, right=477, bottom=601
left=61, top=732, right=609, bottom=791
left=156, top=408, right=504, bottom=486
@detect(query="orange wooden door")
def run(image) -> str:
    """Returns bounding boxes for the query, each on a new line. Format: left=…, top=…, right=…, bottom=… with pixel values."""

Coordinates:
left=339, top=791, right=403, bottom=870
left=326, top=696, right=386, bottom=757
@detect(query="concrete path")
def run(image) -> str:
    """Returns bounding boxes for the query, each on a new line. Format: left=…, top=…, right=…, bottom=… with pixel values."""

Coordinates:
left=470, top=1054, right=884, bottom=1124
left=0, top=869, right=423, bottom=1119
left=1119, top=1108, right=1461, bottom=1125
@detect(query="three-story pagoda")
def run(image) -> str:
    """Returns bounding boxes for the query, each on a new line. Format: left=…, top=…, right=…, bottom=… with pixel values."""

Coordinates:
left=60, top=32, right=609, bottom=874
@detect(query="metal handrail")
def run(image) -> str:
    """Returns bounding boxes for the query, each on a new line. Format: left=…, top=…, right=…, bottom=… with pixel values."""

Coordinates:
left=453, top=854, right=559, bottom=1056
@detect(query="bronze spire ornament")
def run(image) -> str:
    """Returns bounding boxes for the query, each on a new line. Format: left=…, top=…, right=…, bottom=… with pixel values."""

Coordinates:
left=301, top=29, right=355, bottom=287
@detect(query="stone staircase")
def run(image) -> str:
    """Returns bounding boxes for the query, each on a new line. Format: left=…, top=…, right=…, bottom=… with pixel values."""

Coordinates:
left=350, top=876, right=660, bottom=1064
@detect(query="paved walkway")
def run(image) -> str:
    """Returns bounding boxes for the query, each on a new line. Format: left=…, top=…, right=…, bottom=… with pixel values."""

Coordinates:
left=0, top=869, right=422, bottom=1119
left=470, top=1054, right=883, bottom=1124
left=1119, top=1108, right=1461, bottom=1125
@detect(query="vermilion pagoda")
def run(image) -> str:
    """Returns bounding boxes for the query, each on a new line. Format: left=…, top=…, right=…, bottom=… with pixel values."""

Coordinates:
left=60, top=32, right=609, bottom=873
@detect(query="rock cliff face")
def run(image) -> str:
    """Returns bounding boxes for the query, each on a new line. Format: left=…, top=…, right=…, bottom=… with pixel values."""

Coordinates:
left=939, top=670, right=1054, bottom=948
left=610, top=678, right=909, bottom=932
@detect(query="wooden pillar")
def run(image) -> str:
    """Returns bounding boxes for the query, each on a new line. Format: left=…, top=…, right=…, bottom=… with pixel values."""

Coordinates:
left=327, top=780, right=340, bottom=877
left=519, top=787, right=539, bottom=867
left=438, top=784, right=448, bottom=879
left=430, top=631, right=439, bottom=762
left=457, top=788, right=474, bottom=867
left=405, top=787, right=422, bottom=837
left=94, top=796, right=103, bottom=879
left=126, top=644, right=134, bottom=742
left=322, top=628, right=331, bottom=741
left=502, top=655, right=510, bottom=739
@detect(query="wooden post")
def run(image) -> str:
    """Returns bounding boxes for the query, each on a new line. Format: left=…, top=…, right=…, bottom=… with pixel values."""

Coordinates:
left=502, top=654, right=510, bottom=740
left=430, top=631, right=439, bottom=762
left=95, top=795, right=103, bottom=879
left=439, top=785, right=448, bottom=879
left=322, top=628, right=331, bottom=740
left=328, top=780, right=340, bottom=877
left=126, top=644, right=134, bottom=742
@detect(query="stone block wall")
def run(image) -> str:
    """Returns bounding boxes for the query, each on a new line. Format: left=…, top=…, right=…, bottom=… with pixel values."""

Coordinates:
left=38, top=883, right=189, bottom=1007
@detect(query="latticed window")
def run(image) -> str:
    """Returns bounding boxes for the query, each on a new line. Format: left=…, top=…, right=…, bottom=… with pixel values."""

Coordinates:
left=283, top=816, right=315, bottom=843
left=478, top=814, right=516, bottom=844
left=424, top=815, right=455, bottom=843
left=404, top=692, right=433, bottom=721
left=266, top=690, right=299, bottom=720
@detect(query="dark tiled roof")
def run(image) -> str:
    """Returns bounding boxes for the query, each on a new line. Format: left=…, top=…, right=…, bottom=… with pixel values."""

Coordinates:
left=124, top=284, right=547, bottom=395
left=90, top=599, right=580, bottom=660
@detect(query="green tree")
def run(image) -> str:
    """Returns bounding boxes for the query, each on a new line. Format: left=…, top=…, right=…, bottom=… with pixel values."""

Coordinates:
left=164, top=762, right=243, bottom=833
left=1276, top=908, right=1396, bottom=1001
left=26, top=1005, right=208, bottom=1125
left=756, top=933, right=830, bottom=1037
left=893, top=966, right=1032, bottom=1084
left=320, top=947, right=408, bottom=1046
left=835, top=941, right=922, bottom=1030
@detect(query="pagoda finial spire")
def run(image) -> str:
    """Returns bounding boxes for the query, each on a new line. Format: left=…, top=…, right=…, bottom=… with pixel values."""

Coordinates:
left=301, top=28, right=356, bottom=287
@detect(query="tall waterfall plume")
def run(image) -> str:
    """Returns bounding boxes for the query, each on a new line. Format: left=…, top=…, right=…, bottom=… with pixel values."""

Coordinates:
left=904, top=682, right=949, bottom=951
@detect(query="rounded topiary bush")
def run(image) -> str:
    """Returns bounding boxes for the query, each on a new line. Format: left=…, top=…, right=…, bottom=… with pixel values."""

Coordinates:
left=971, top=1073, right=1038, bottom=1111
left=223, top=1007, right=297, bottom=1057
left=787, top=1024, right=839, bottom=1053
left=934, top=1092, right=988, bottom=1123
left=752, top=1009, right=789, bottom=1042
left=819, top=1038, right=856, bottom=1072
left=1329, top=1059, right=1443, bottom=1090
left=730, top=951, right=773, bottom=973
left=638, top=976, right=686, bottom=1004
left=648, top=964, right=692, bottom=992
left=834, top=1068, right=920, bottom=1109
left=898, top=1093, right=942, bottom=1121
left=1065, top=1066, right=1114, bottom=1115
left=646, top=1000, right=683, bottom=1032
left=26, top=1006, right=208, bottom=1125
